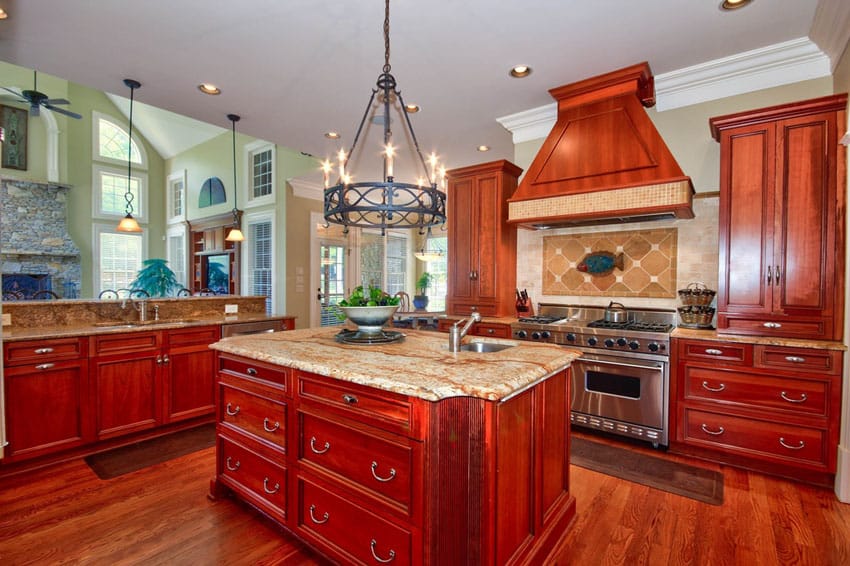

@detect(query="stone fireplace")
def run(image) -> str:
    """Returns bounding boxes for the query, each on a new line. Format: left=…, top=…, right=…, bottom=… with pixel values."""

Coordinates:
left=1, top=177, right=81, bottom=299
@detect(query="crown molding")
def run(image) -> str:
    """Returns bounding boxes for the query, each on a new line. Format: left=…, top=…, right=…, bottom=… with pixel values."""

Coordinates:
left=809, top=0, right=850, bottom=70
left=496, top=104, right=557, bottom=144
left=288, top=176, right=324, bottom=201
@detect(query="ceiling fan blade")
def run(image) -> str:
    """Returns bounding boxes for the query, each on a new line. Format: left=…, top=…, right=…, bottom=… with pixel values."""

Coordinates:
left=0, top=86, right=25, bottom=101
left=44, top=104, right=82, bottom=119
left=45, top=98, right=71, bottom=105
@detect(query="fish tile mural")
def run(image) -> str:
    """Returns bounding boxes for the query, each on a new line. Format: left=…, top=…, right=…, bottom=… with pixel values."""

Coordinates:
left=542, top=228, right=677, bottom=297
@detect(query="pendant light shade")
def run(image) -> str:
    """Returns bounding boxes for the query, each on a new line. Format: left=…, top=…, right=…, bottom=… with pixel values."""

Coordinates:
left=117, top=79, right=142, bottom=233
left=414, top=227, right=445, bottom=262
left=225, top=113, right=245, bottom=242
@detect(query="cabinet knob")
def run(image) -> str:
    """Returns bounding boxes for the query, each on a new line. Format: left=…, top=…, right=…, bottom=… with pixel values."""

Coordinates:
left=342, top=394, right=358, bottom=405
left=766, top=266, right=773, bottom=285
left=246, top=367, right=258, bottom=376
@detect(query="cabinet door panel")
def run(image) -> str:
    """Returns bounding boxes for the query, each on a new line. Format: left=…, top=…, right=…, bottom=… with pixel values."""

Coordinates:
left=448, top=177, right=476, bottom=302
left=166, top=348, right=216, bottom=422
left=94, top=355, right=160, bottom=438
left=476, top=174, right=499, bottom=302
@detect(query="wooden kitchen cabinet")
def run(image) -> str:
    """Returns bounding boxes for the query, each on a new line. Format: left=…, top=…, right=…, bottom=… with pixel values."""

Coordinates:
left=163, top=325, right=220, bottom=423
left=671, top=337, right=842, bottom=485
left=436, top=318, right=512, bottom=338
left=709, top=95, right=847, bottom=340
left=2, top=337, right=93, bottom=461
left=446, top=160, right=522, bottom=317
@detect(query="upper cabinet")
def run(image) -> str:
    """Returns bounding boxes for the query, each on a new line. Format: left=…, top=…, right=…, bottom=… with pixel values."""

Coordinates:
left=446, top=160, right=522, bottom=317
left=710, top=94, right=847, bottom=341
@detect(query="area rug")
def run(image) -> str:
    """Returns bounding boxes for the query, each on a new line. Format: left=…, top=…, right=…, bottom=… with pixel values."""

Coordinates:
left=85, top=423, right=216, bottom=480
left=570, top=437, right=724, bottom=505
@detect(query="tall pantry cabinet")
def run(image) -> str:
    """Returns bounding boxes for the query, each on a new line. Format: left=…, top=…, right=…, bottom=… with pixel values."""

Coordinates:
left=709, top=94, right=847, bottom=341
left=446, top=160, right=523, bottom=317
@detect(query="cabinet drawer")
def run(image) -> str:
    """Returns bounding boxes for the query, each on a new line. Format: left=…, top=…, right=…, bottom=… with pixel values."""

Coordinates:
left=677, top=340, right=750, bottom=364
left=297, top=372, right=420, bottom=437
left=683, top=408, right=829, bottom=468
left=297, top=476, right=413, bottom=566
left=220, top=354, right=289, bottom=391
left=4, top=337, right=87, bottom=365
left=451, top=302, right=497, bottom=317
left=218, top=434, right=288, bottom=523
left=754, top=346, right=841, bottom=375
left=473, top=322, right=511, bottom=338
left=167, top=325, right=220, bottom=348
left=299, top=411, right=418, bottom=517
left=719, top=316, right=829, bottom=340
left=220, top=383, right=287, bottom=452
left=93, top=331, right=160, bottom=356
left=682, top=365, right=830, bottom=416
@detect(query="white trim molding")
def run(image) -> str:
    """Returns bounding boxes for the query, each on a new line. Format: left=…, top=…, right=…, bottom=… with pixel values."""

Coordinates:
left=496, top=104, right=557, bottom=145
left=810, top=0, right=850, bottom=71
left=288, top=176, right=324, bottom=201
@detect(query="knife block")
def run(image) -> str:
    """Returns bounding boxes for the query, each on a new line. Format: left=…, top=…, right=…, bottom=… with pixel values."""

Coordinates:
left=515, top=297, right=534, bottom=317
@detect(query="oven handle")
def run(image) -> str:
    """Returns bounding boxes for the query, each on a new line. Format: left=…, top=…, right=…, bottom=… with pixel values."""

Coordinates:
left=576, top=357, right=665, bottom=372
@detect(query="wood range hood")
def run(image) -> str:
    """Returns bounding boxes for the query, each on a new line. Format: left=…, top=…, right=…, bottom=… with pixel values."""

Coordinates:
left=508, top=62, right=694, bottom=229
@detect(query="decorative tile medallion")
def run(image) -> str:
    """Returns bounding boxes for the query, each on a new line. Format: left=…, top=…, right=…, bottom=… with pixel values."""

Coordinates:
left=542, top=228, right=677, bottom=297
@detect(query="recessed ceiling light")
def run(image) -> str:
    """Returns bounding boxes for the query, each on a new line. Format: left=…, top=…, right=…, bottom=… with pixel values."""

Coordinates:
left=0, top=8, right=8, bottom=19
left=509, top=65, right=532, bottom=78
left=404, top=103, right=420, bottom=113
left=197, top=83, right=221, bottom=95
left=324, top=131, right=341, bottom=140
left=477, top=145, right=490, bottom=152
left=720, top=0, right=753, bottom=10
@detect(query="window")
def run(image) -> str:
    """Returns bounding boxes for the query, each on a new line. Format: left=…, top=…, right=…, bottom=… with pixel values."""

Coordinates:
left=93, top=112, right=146, bottom=168
left=92, top=164, right=147, bottom=221
left=244, top=140, right=275, bottom=207
left=359, top=231, right=410, bottom=295
left=252, top=149, right=273, bottom=198
left=246, top=215, right=274, bottom=314
left=166, top=227, right=187, bottom=289
left=167, top=170, right=186, bottom=223
left=425, top=236, right=448, bottom=311
left=94, top=224, right=145, bottom=294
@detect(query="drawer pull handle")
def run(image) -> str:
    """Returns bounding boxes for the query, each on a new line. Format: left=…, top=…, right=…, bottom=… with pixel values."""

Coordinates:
left=34, top=347, right=54, bottom=354
left=309, top=504, right=329, bottom=524
left=342, top=394, right=358, bottom=405
left=35, top=363, right=55, bottom=370
left=700, top=424, right=725, bottom=436
left=263, top=478, right=280, bottom=494
left=225, top=403, right=240, bottom=416
left=763, top=322, right=782, bottom=329
left=779, top=437, right=805, bottom=451
left=701, top=381, right=726, bottom=393
left=487, top=328, right=495, bottom=334
left=370, top=461, right=397, bottom=483
left=225, top=457, right=240, bottom=471
left=784, top=356, right=806, bottom=363
left=246, top=367, right=258, bottom=376
left=704, top=348, right=724, bottom=356
left=766, top=266, right=772, bottom=286
left=310, top=436, right=330, bottom=454
left=780, top=391, right=808, bottom=404
left=370, top=539, right=396, bottom=564
left=263, top=418, right=280, bottom=433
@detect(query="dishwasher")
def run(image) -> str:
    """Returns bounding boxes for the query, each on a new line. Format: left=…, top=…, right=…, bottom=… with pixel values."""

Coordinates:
left=221, top=319, right=285, bottom=337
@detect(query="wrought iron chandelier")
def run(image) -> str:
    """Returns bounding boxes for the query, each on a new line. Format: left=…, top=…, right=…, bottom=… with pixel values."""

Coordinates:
left=322, top=0, right=447, bottom=236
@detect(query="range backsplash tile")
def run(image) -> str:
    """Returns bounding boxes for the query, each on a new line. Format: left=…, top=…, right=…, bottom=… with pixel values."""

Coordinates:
left=542, top=228, right=677, bottom=297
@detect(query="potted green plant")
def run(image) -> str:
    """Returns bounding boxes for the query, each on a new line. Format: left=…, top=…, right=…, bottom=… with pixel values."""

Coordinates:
left=128, top=258, right=180, bottom=297
left=414, top=272, right=432, bottom=310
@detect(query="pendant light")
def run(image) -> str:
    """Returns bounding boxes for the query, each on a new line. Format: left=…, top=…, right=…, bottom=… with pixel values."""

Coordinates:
left=322, top=0, right=447, bottom=236
left=224, top=113, right=245, bottom=242
left=414, top=227, right=445, bottom=262
left=117, top=79, right=142, bottom=232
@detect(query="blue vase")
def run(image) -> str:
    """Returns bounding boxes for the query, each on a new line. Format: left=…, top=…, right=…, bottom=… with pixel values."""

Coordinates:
left=413, top=295, right=429, bottom=310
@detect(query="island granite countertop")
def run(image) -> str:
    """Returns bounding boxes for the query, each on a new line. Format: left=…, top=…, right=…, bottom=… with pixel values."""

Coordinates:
left=211, top=327, right=580, bottom=402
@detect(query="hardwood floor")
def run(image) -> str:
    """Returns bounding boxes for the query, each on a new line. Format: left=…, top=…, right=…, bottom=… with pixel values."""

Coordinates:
left=1, top=437, right=849, bottom=565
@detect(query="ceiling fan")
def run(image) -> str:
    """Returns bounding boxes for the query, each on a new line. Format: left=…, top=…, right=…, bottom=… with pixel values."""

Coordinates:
left=1, top=70, right=82, bottom=119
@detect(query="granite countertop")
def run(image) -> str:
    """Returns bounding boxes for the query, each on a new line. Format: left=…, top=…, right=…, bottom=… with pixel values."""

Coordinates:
left=211, top=327, right=580, bottom=402
left=1, top=313, right=293, bottom=342
left=672, top=327, right=847, bottom=351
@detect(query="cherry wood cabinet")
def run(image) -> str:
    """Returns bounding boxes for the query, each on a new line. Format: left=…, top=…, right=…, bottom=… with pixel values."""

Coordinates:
left=436, top=318, right=512, bottom=338
left=163, top=325, right=220, bottom=423
left=446, top=160, right=522, bottom=317
left=671, top=337, right=842, bottom=485
left=709, top=95, right=847, bottom=340
left=2, top=338, right=92, bottom=461
left=210, top=354, right=575, bottom=565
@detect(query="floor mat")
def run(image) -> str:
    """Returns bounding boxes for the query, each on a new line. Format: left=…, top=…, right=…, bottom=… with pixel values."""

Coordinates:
left=85, top=423, right=216, bottom=480
left=571, top=436, right=724, bottom=505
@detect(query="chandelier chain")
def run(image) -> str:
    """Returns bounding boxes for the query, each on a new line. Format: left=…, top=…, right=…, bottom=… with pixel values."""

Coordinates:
left=125, top=82, right=136, bottom=215
left=383, top=0, right=391, bottom=74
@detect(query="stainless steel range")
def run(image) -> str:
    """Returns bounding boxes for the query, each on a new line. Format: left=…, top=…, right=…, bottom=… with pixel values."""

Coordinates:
left=510, top=303, right=676, bottom=447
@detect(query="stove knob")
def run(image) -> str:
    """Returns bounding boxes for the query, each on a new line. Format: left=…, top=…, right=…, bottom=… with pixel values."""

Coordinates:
left=629, top=340, right=640, bottom=350
left=587, top=337, right=598, bottom=346
left=604, top=338, right=615, bottom=348
left=648, top=342, right=660, bottom=352
left=566, top=333, right=577, bottom=342
left=531, top=331, right=541, bottom=340
left=541, top=330, right=551, bottom=339
left=515, top=330, right=527, bottom=339
left=617, top=337, right=627, bottom=347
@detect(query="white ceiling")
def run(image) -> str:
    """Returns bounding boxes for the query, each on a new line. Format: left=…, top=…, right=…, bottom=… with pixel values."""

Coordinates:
left=0, top=0, right=848, bottom=174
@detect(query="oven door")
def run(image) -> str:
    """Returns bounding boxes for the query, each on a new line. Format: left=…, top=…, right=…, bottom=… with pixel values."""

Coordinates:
left=571, top=352, right=667, bottom=431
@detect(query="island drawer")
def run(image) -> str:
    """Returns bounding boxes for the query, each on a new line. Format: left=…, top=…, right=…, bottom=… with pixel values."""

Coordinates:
left=219, top=354, right=290, bottom=391
left=754, top=345, right=842, bottom=375
left=298, top=409, right=419, bottom=518
left=4, top=337, right=87, bottom=366
left=677, top=339, right=750, bottom=364
left=296, top=476, right=413, bottom=566
left=472, top=322, right=511, bottom=338
left=296, top=371, right=422, bottom=438
left=220, top=382, right=288, bottom=452
left=218, top=433, right=288, bottom=524
left=166, top=325, right=220, bottom=348
left=681, top=365, right=830, bottom=416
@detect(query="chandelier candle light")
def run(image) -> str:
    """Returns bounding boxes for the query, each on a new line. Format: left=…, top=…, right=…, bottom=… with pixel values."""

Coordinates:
left=225, top=113, right=245, bottom=242
left=322, top=0, right=447, bottom=236
left=117, top=79, right=142, bottom=233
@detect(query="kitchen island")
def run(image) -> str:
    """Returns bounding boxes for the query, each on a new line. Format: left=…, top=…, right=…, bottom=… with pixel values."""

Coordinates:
left=209, top=327, right=579, bottom=565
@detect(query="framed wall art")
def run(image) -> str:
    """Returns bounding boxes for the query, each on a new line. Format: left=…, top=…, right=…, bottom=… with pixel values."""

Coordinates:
left=1, top=104, right=28, bottom=170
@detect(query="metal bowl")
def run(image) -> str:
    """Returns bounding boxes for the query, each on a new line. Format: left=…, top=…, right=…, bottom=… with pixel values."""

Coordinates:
left=339, top=305, right=399, bottom=336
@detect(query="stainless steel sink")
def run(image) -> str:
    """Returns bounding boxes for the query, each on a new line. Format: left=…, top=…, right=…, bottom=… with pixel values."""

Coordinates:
left=459, top=342, right=515, bottom=353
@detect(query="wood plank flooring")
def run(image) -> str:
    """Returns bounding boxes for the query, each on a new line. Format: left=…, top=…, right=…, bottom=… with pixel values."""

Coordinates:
left=1, top=435, right=849, bottom=565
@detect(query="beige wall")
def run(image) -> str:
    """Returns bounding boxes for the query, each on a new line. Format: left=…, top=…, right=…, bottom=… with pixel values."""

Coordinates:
left=285, top=189, right=323, bottom=329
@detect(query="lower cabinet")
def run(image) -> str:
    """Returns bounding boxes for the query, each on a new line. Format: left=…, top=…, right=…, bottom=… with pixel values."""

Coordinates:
left=435, top=318, right=512, bottom=338
left=672, top=337, right=842, bottom=484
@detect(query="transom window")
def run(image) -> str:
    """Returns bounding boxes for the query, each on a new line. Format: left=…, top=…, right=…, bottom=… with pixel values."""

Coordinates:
left=252, top=149, right=272, bottom=198
left=97, top=117, right=142, bottom=164
left=244, top=141, right=275, bottom=206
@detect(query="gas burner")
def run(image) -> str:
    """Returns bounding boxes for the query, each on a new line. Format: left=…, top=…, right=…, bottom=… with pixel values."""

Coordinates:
left=587, top=319, right=673, bottom=333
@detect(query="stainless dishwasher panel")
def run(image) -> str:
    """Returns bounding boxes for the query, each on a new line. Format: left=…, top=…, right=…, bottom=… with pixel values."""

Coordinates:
left=221, top=319, right=284, bottom=337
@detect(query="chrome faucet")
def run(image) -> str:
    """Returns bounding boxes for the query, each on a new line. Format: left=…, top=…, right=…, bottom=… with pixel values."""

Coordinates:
left=133, top=299, right=148, bottom=322
left=449, top=312, right=481, bottom=352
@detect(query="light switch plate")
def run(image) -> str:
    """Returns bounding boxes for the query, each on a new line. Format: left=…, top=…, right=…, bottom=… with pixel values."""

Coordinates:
left=2, top=313, right=11, bottom=326
left=224, top=304, right=238, bottom=314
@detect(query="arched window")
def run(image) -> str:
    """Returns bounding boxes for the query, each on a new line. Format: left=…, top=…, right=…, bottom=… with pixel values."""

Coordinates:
left=97, top=117, right=143, bottom=164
